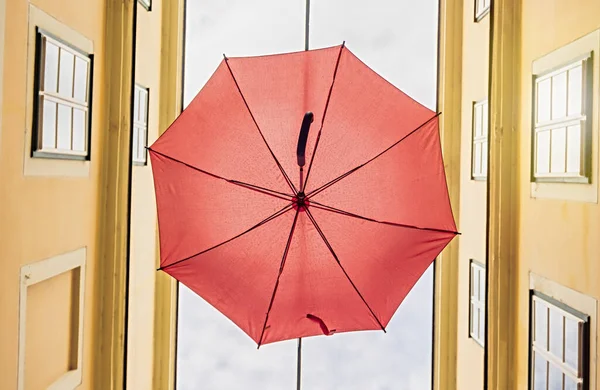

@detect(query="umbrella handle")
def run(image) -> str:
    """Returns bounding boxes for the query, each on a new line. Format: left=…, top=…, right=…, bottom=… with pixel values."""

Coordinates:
left=297, top=112, right=313, bottom=192
left=296, top=112, right=314, bottom=168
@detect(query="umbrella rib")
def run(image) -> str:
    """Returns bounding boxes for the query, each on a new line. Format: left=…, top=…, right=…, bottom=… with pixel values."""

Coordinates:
left=159, top=203, right=295, bottom=271
left=301, top=42, right=345, bottom=193
left=257, top=208, right=301, bottom=347
left=309, top=200, right=460, bottom=235
left=304, top=208, right=386, bottom=333
left=148, top=148, right=294, bottom=201
left=223, top=56, right=299, bottom=195
left=306, top=112, right=442, bottom=199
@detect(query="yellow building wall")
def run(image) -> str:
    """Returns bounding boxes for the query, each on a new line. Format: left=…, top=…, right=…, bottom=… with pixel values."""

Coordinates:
left=126, top=1, right=162, bottom=388
left=455, top=0, right=488, bottom=389
left=515, top=1, right=600, bottom=388
left=0, top=0, right=5, bottom=173
left=0, top=0, right=106, bottom=389
left=0, top=0, right=182, bottom=389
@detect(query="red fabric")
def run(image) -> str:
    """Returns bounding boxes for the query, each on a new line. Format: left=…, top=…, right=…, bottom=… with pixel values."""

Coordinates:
left=149, top=44, right=458, bottom=346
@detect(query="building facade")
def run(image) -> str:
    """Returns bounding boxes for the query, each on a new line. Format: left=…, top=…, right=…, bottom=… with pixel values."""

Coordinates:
left=435, top=0, right=600, bottom=389
left=0, top=0, right=183, bottom=389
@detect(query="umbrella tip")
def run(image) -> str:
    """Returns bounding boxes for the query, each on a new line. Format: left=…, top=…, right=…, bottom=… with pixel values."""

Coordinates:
left=222, top=53, right=228, bottom=60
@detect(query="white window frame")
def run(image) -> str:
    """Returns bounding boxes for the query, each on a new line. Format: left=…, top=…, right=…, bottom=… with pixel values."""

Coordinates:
left=469, top=260, right=485, bottom=347
left=530, top=29, right=599, bottom=203
left=138, top=0, right=151, bottom=11
left=132, top=84, right=149, bottom=165
left=529, top=272, right=597, bottom=390
left=530, top=292, right=589, bottom=390
left=32, top=29, right=92, bottom=160
left=472, top=99, right=488, bottom=180
left=474, top=0, right=490, bottom=22
left=17, top=248, right=87, bottom=390
left=532, top=54, right=592, bottom=183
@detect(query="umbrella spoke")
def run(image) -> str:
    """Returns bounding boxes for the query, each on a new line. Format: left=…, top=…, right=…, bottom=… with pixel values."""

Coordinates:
left=309, top=200, right=460, bottom=235
left=148, top=148, right=294, bottom=201
left=306, top=112, right=442, bottom=199
left=160, top=203, right=295, bottom=271
left=223, top=56, right=299, bottom=195
left=304, top=207, right=386, bottom=333
left=301, top=43, right=345, bottom=193
left=258, top=208, right=301, bottom=347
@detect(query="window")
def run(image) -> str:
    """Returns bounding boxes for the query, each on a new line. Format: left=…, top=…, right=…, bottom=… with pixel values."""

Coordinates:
left=469, top=261, right=485, bottom=346
left=531, top=293, right=589, bottom=390
left=132, top=85, right=149, bottom=165
left=32, top=30, right=92, bottom=160
left=475, top=0, right=490, bottom=21
left=533, top=55, right=591, bottom=183
left=472, top=99, right=488, bottom=180
left=138, top=0, right=151, bottom=11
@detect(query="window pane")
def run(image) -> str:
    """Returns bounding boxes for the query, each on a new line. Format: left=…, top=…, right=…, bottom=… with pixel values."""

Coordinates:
left=482, top=101, right=489, bottom=135
left=469, top=302, right=475, bottom=334
left=477, top=0, right=484, bottom=14
left=73, top=57, right=89, bottom=103
left=537, top=78, right=552, bottom=123
left=471, top=306, right=479, bottom=338
left=551, top=127, right=567, bottom=174
left=139, top=126, right=146, bottom=160
left=42, top=99, right=57, bottom=149
left=564, top=318, right=579, bottom=371
left=564, top=376, right=577, bottom=390
left=474, top=143, right=482, bottom=176
left=534, top=353, right=548, bottom=390
left=43, top=40, right=59, bottom=93
left=132, top=126, right=139, bottom=161
left=481, top=141, right=488, bottom=178
left=140, top=91, right=147, bottom=124
left=549, top=308, right=564, bottom=359
left=58, top=49, right=75, bottom=98
left=134, top=89, right=141, bottom=122
left=552, top=72, right=568, bottom=120
left=536, top=131, right=551, bottom=175
left=566, top=124, right=581, bottom=174
left=479, top=268, right=485, bottom=301
left=474, top=104, right=482, bottom=137
left=478, top=307, right=485, bottom=343
left=568, top=65, right=583, bottom=116
left=72, top=109, right=86, bottom=152
left=470, top=266, right=475, bottom=298
left=473, top=265, right=480, bottom=299
left=56, top=104, right=72, bottom=150
left=548, top=363, right=562, bottom=390
left=535, top=300, right=548, bottom=350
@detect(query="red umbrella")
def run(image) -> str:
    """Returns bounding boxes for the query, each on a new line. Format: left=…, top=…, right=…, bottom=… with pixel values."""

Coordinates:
left=149, top=41, right=456, bottom=361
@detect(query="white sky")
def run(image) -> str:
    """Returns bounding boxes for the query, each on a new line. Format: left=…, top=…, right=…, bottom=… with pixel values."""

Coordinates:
left=177, top=1, right=439, bottom=389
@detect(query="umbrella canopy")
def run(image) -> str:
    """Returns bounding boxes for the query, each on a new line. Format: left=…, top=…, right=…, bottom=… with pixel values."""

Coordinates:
left=149, top=44, right=458, bottom=347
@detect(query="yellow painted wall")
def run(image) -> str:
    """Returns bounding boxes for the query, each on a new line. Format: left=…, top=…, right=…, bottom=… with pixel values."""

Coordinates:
left=0, top=0, right=5, bottom=178
left=126, top=2, right=162, bottom=388
left=0, top=0, right=182, bottom=389
left=455, top=0, right=488, bottom=388
left=515, top=1, right=600, bottom=388
left=0, top=0, right=105, bottom=388
left=437, top=0, right=600, bottom=388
